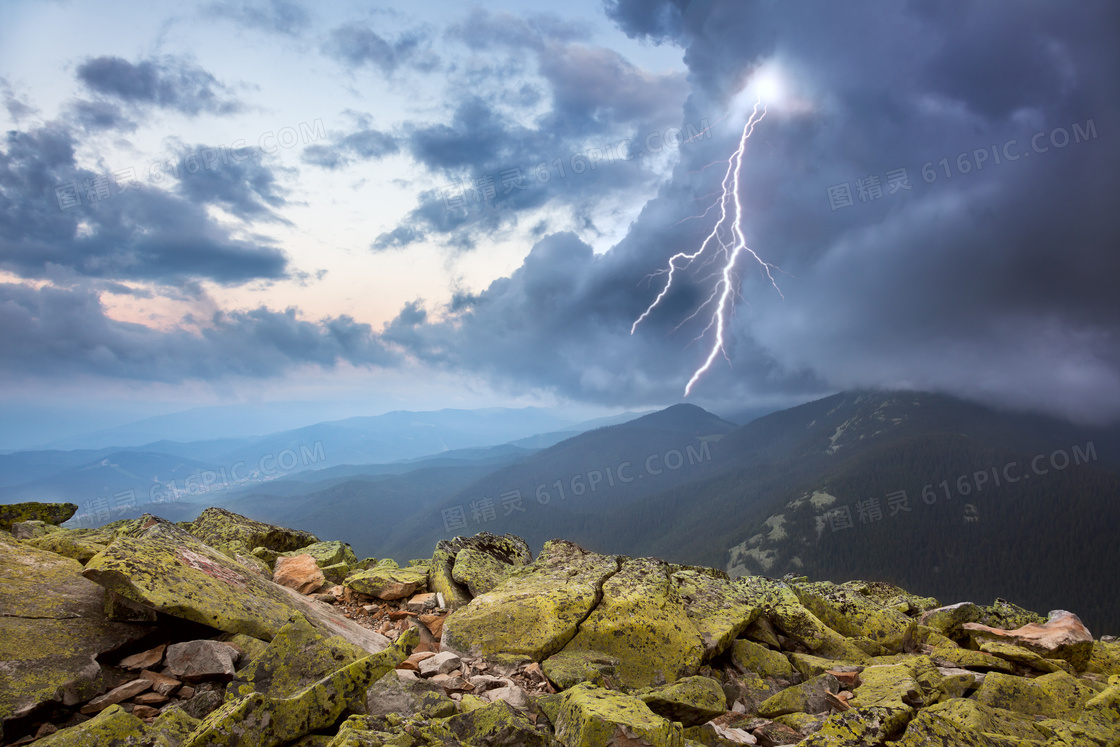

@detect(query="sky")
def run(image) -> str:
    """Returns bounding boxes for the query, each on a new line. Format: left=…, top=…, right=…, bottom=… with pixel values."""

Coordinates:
left=1, top=0, right=1118, bottom=449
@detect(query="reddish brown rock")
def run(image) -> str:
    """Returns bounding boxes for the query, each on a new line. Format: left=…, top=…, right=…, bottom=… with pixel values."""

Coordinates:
left=273, top=554, right=327, bottom=595
left=138, top=669, right=181, bottom=696
left=119, top=644, right=166, bottom=670
left=79, top=678, right=152, bottom=714
left=962, top=609, right=1094, bottom=670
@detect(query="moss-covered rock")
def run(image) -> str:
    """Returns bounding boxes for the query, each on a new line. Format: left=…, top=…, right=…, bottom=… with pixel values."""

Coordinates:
left=971, top=670, right=1098, bottom=721
left=428, top=545, right=471, bottom=610
left=554, top=682, right=683, bottom=747
left=81, top=515, right=390, bottom=652
left=849, top=664, right=922, bottom=708
left=278, top=540, right=358, bottom=569
left=763, top=582, right=870, bottom=662
left=227, top=614, right=369, bottom=700
left=443, top=539, right=619, bottom=661
left=25, top=529, right=108, bottom=565
left=414, top=699, right=552, bottom=745
left=344, top=564, right=429, bottom=600
left=787, top=651, right=857, bottom=681
left=978, top=639, right=1071, bottom=673
left=30, top=704, right=146, bottom=746
left=637, top=676, right=727, bottom=727
left=728, top=638, right=795, bottom=680
left=542, top=649, right=620, bottom=690
left=896, top=697, right=1048, bottom=745
left=930, top=645, right=1016, bottom=673
left=0, top=532, right=150, bottom=729
left=0, top=502, right=78, bottom=532
left=187, top=507, right=318, bottom=558
left=796, top=706, right=912, bottom=745
left=670, top=566, right=761, bottom=660
left=557, top=556, right=705, bottom=689
left=793, top=580, right=916, bottom=653
left=449, top=533, right=532, bottom=597
left=184, top=628, right=417, bottom=747
left=11, top=519, right=63, bottom=540
left=757, top=673, right=840, bottom=718
left=320, top=562, right=352, bottom=586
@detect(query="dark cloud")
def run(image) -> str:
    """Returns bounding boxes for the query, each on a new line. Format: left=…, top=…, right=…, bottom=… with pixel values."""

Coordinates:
left=602, top=0, right=691, bottom=43
left=372, top=0, right=1120, bottom=423
left=65, top=99, right=135, bottom=132
left=0, top=78, right=39, bottom=123
left=375, top=11, right=688, bottom=250
left=205, top=0, right=310, bottom=36
left=371, top=225, right=423, bottom=251
left=0, top=283, right=396, bottom=382
left=170, top=142, right=292, bottom=223
left=76, top=55, right=244, bottom=116
left=0, top=124, right=288, bottom=285
left=301, top=127, right=398, bottom=170
left=322, top=22, right=436, bottom=74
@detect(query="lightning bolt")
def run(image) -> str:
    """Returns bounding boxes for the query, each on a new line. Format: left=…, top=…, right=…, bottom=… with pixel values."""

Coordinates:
left=631, top=98, right=783, bottom=397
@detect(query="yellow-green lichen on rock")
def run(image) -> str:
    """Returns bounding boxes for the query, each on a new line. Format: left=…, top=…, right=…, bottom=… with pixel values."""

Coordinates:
left=24, top=528, right=108, bottom=565
left=728, top=638, right=795, bottom=680
left=556, top=556, right=705, bottom=689
left=30, top=704, right=145, bottom=746
left=972, top=670, right=1098, bottom=721
left=796, top=706, right=913, bottom=746
left=542, top=649, right=620, bottom=690
left=0, top=532, right=150, bottom=728
left=554, top=682, right=683, bottom=747
left=185, top=628, right=417, bottom=747
left=345, top=564, right=429, bottom=600
left=226, top=614, right=370, bottom=700
left=410, top=699, right=553, bottom=746
left=279, top=540, right=358, bottom=569
left=442, top=539, right=620, bottom=661
left=0, top=502, right=78, bottom=532
left=80, top=515, right=390, bottom=652
left=637, top=675, right=728, bottom=727
left=763, top=582, right=870, bottom=662
left=188, top=506, right=318, bottom=558
left=896, top=697, right=1048, bottom=744
left=671, top=565, right=761, bottom=659
left=793, top=580, right=916, bottom=653
left=757, top=673, right=840, bottom=718
left=848, top=664, right=922, bottom=708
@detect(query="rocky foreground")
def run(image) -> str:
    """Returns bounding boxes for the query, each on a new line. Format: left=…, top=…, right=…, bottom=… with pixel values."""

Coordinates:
left=0, top=503, right=1118, bottom=746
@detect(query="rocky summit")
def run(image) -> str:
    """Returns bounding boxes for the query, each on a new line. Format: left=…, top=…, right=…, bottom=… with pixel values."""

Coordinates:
left=0, top=502, right=1118, bottom=746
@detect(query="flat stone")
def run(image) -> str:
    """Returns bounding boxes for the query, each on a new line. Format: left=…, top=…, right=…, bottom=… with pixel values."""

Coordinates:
left=132, top=691, right=169, bottom=706
left=419, top=651, right=462, bottom=677
left=187, top=507, right=318, bottom=558
left=80, top=678, right=152, bottom=714
left=138, top=669, right=181, bottom=696
left=119, top=644, right=166, bottom=670
left=0, top=502, right=78, bottom=532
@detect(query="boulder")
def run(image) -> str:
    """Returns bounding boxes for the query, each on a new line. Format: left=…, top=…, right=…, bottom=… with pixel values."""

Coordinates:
left=11, top=520, right=63, bottom=540
left=757, top=673, right=841, bottom=718
left=729, top=639, right=795, bottom=680
left=411, top=700, right=551, bottom=746
left=442, top=539, right=620, bottom=661
left=637, top=675, right=728, bottom=727
left=797, top=706, right=913, bottom=746
left=554, top=556, right=706, bottom=688
left=187, top=507, right=318, bottom=558
left=671, top=565, right=762, bottom=659
left=165, top=640, right=240, bottom=682
left=365, top=674, right=456, bottom=719
left=227, top=615, right=369, bottom=700
left=30, top=704, right=146, bottom=746
left=184, top=628, right=417, bottom=747
left=277, top=540, right=357, bottom=569
left=893, top=697, right=1047, bottom=745
left=344, top=565, right=429, bottom=600
left=847, top=664, right=922, bottom=709
left=971, top=670, right=1098, bottom=721
left=80, top=515, right=390, bottom=652
left=0, top=532, right=150, bottom=731
left=24, top=529, right=109, bottom=565
left=793, top=580, right=915, bottom=653
left=963, top=609, right=1095, bottom=671
left=542, top=649, right=621, bottom=690
left=0, top=502, right=78, bottom=532
left=553, top=682, right=684, bottom=747
left=448, top=532, right=533, bottom=597
left=273, top=553, right=328, bottom=594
